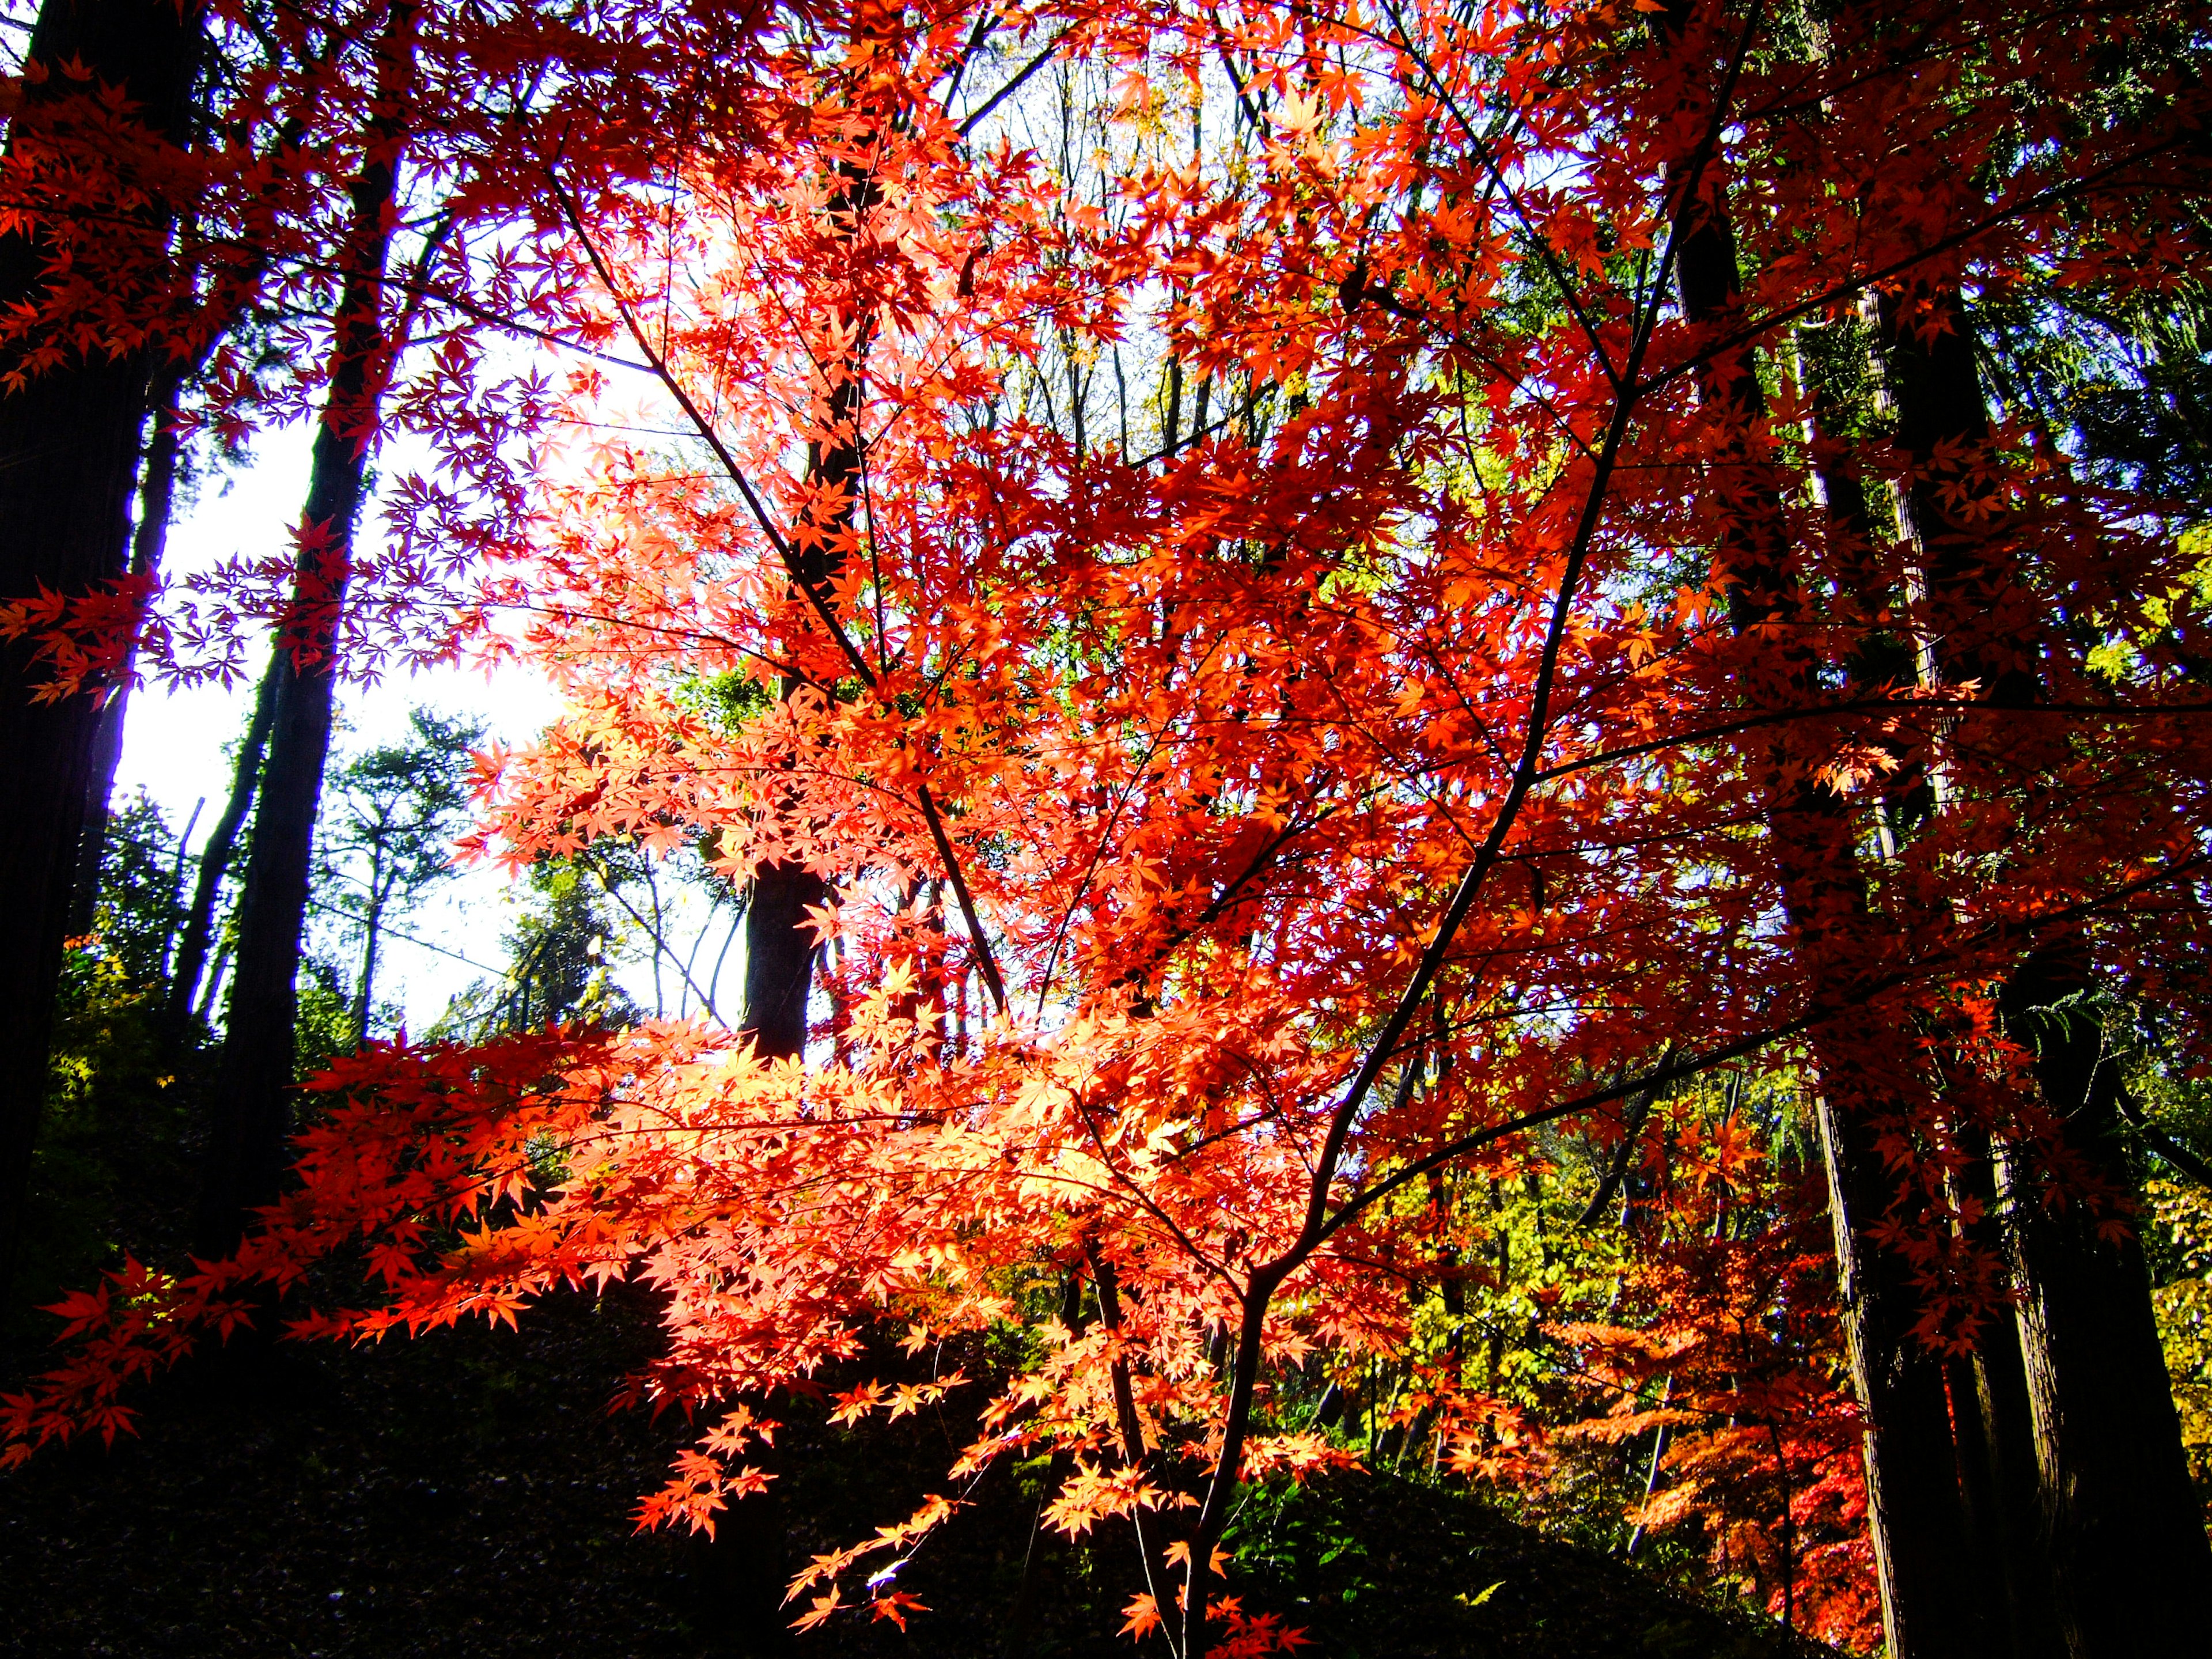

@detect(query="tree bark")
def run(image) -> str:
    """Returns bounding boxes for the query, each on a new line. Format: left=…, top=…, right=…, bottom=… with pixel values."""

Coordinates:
left=711, top=56, right=886, bottom=1653
left=68, top=372, right=188, bottom=937
left=166, top=658, right=279, bottom=1030
left=0, top=0, right=204, bottom=1306
left=1876, top=284, right=2212, bottom=1657
left=1997, top=954, right=2212, bottom=1656
left=1657, top=23, right=1984, bottom=1647
left=195, top=0, right=419, bottom=1259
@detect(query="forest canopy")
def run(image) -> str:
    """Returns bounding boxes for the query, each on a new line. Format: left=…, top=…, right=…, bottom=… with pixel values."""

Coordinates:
left=1, top=0, right=2209, bottom=1656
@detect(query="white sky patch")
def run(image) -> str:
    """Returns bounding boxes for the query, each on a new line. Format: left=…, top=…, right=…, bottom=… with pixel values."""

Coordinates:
left=112, top=416, right=614, bottom=1033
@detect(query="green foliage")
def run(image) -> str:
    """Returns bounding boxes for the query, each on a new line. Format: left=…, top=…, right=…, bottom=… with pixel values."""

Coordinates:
left=2146, top=1178, right=2212, bottom=1516
left=427, top=859, right=640, bottom=1041
left=12, top=797, right=208, bottom=1351
left=1980, top=279, right=2212, bottom=504
left=2128, top=1044, right=2212, bottom=1520
left=294, top=955, right=359, bottom=1081
left=81, top=790, right=191, bottom=982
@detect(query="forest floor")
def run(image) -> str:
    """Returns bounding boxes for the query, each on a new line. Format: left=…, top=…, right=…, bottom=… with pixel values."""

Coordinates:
left=0, top=1284, right=1839, bottom=1659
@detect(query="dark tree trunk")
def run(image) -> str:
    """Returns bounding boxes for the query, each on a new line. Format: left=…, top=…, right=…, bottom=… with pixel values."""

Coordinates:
left=1998, top=954, right=2212, bottom=1657
left=166, top=658, right=279, bottom=1031
left=194, top=0, right=419, bottom=1260
left=740, top=853, right=825, bottom=1063
left=0, top=0, right=203, bottom=1306
left=1657, top=28, right=1985, bottom=1647
left=1947, top=1130, right=2066, bottom=1659
left=69, top=374, right=187, bottom=936
left=1877, top=286, right=2212, bottom=1658
left=710, top=75, right=884, bottom=1658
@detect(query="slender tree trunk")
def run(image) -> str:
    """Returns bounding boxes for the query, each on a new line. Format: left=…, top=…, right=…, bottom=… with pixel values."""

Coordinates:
left=351, top=889, right=385, bottom=1048
left=166, top=659, right=280, bottom=1030
left=195, top=0, right=419, bottom=1260
left=1657, top=18, right=1982, bottom=1646
left=0, top=0, right=203, bottom=1306
left=69, top=373, right=188, bottom=935
left=1877, top=286, right=2212, bottom=1656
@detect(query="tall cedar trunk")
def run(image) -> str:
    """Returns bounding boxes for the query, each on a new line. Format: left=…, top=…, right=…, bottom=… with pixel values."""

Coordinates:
left=166, top=658, right=280, bottom=1030
left=0, top=0, right=203, bottom=1304
left=1656, top=20, right=1982, bottom=1646
left=1998, top=952, right=2212, bottom=1656
left=1801, top=313, right=2063, bottom=1659
left=1948, top=1124, right=2066, bottom=1659
left=1878, top=286, right=2212, bottom=1656
left=69, top=373, right=187, bottom=935
left=194, top=0, right=419, bottom=1260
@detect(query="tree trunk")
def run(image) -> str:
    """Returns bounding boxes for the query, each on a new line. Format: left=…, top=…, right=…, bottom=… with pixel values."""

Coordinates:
left=736, top=175, right=867, bottom=1065
left=1657, top=21, right=1984, bottom=1646
left=195, top=0, right=419, bottom=1260
left=69, top=373, right=188, bottom=936
left=1876, top=284, right=2212, bottom=1657
left=1998, top=953, right=2212, bottom=1656
left=710, top=57, right=885, bottom=1654
left=0, top=0, right=203, bottom=1306
left=166, top=658, right=280, bottom=1031
left=351, top=889, right=385, bottom=1048
left=1947, top=1128, right=2066, bottom=1659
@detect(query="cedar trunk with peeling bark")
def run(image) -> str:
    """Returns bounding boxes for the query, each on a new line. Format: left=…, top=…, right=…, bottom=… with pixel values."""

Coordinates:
left=0, top=0, right=203, bottom=1305
left=1879, top=289, right=2212, bottom=1658
left=68, top=374, right=186, bottom=937
left=1661, top=83, right=1987, bottom=1653
left=195, top=0, right=419, bottom=1259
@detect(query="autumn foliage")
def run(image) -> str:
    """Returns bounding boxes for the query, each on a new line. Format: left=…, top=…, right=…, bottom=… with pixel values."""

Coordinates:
left=6, top=0, right=2211, bottom=1653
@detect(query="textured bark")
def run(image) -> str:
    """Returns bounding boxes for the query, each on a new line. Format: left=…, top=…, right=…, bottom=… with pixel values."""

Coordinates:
left=0, top=0, right=203, bottom=1305
left=1947, top=1129, right=2067, bottom=1659
left=1659, top=39, right=1983, bottom=1648
left=1877, top=286, right=2212, bottom=1658
left=1997, top=957, right=2212, bottom=1656
left=195, top=0, right=419, bottom=1259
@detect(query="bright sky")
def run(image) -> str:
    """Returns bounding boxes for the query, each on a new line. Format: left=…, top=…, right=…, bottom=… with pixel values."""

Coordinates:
left=117, top=416, right=575, bottom=1032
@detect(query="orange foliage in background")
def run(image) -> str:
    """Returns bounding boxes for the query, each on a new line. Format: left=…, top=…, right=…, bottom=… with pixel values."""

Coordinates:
left=7, top=0, right=2211, bottom=1653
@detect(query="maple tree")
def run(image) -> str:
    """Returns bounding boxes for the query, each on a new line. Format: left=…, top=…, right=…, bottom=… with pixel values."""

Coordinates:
left=5, top=0, right=2212, bottom=1656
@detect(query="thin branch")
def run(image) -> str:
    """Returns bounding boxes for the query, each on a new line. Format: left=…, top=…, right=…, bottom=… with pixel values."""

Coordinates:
left=547, top=162, right=1011, bottom=1017
left=957, top=25, right=1078, bottom=137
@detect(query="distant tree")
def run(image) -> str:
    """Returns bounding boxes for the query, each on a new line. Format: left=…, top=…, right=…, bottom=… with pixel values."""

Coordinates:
left=75, top=790, right=194, bottom=989
left=427, top=860, right=639, bottom=1040
left=317, top=708, right=484, bottom=1047
left=292, top=955, right=360, bottom=1083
